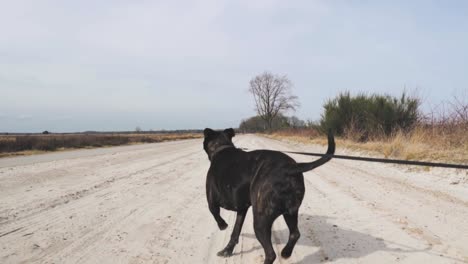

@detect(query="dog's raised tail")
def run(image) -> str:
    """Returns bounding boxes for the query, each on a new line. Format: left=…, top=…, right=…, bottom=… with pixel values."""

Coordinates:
left=287, top=130, right=335, bottom=175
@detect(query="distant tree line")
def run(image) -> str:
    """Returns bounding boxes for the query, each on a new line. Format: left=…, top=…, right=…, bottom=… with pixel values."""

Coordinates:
left=239, top=114, right=308, bottom=133
left=240, top=91, right=420, bottom=139
left=243, top=72, right=422, bottom=139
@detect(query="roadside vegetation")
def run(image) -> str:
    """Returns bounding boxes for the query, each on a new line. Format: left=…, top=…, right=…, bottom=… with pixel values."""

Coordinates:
left=313, top=92, right=467, bottom=164
left=0, top=132, right=202, bottom=157
left=241, top=73, right=467, bottom=165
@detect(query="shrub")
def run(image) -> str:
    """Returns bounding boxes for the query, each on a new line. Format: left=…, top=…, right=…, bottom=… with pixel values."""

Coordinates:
left=320, top=92, right=420, bottom=139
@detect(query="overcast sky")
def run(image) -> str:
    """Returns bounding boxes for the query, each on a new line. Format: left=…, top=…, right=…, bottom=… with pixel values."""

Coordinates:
left=1, top=0, right=467, bottom=132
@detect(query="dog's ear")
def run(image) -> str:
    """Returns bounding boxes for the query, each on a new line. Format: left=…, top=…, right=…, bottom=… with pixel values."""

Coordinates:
left=204, top=128, right=216, bottom=138
left=223, top=128, right=235, bottom=139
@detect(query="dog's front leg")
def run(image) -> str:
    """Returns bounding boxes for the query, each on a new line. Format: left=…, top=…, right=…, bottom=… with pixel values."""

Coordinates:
left=208, top=203, right=228, bottom=230
left=207, top=182, right=228, bottom=230
left=217, top=208, right=248, bottom=257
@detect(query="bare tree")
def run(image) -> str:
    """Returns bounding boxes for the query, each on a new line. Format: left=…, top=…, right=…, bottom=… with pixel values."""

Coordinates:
left=249, top=72, right=300, bottom=130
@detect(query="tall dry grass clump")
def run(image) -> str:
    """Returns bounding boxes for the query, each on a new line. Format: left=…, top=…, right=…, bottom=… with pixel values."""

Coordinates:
left=374, top=123, right=467, bottom=164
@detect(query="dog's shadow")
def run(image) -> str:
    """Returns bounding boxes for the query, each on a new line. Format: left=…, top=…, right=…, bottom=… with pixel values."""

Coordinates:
left=238, top=214, right=434, bottom=263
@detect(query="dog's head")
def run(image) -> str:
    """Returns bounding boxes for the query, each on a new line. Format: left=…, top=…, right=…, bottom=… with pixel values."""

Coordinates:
left=203, top=128, right=235, bottom=161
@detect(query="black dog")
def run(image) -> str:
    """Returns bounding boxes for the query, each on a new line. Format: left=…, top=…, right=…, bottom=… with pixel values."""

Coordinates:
left=204, top=128, right=335, bottom=264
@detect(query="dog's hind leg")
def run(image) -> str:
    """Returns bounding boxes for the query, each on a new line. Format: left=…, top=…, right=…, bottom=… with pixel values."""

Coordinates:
left=217, top=208, right=248, bottom=257
left=281, top=212, right=300, bottom=258
left=254, top=214, right=277, bottom=264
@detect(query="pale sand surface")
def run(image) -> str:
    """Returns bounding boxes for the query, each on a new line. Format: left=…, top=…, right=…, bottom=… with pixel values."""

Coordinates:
left=1, top=135, right=467, bottom=263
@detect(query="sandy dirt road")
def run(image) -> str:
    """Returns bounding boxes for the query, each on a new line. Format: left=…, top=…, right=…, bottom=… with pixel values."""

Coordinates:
left=1, top=135, right=467, bottom=264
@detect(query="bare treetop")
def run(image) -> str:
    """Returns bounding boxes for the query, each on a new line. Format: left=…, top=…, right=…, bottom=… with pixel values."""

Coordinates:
left=249, top=72, right=300, bottom=130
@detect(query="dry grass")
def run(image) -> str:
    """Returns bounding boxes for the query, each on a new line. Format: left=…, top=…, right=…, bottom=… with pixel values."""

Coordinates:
left=266, top=126, right=468, bottom=165
left=267, top=95, right=468, bottom=165
left=0, top=133, right=202, bottom=157
left=0, top=150, right=47, bottom=158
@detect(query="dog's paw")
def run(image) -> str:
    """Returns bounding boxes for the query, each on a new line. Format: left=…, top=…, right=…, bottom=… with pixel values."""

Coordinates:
left=217, top=249, right=233, bottom=257
left=218, top=221, right=228, bottom=230
left=281, top=247, right=293, bottom=258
